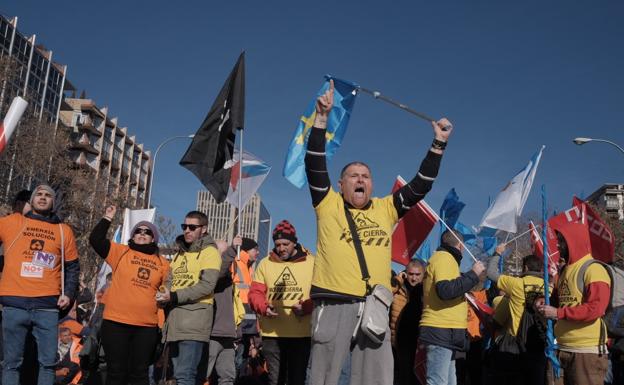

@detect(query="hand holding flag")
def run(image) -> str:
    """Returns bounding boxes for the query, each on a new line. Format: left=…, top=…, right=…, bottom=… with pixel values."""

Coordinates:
left=283, top=76, right=358, bottom=188
left=314, top=79, right=334, bottom=128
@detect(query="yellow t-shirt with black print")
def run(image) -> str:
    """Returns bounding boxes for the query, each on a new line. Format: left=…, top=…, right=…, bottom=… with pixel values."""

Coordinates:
left=313, top=188, right=398, bottom=297
left=170, top=246, right=221, bottom=305
left=555, top=254, right=611, bottom=349
left=497, top=274, right=545, bottom=336
left=253, top=255, right=315, bottom=337
left=420, top=250, right=467, bottom=329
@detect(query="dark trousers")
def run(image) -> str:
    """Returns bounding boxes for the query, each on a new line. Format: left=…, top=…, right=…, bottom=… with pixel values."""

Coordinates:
left=395, top=344, right=420, bottom=385
left=100, top=320, right=159, bottom=385
left=486, top=349, right=547, bottom=385
left=456, top=340, right=483, bottom=385
left=262, top=337, right=310, bottom=385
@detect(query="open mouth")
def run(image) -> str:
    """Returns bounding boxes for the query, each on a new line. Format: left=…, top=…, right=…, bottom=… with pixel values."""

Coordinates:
left=354, top=187, right=365, bottom=197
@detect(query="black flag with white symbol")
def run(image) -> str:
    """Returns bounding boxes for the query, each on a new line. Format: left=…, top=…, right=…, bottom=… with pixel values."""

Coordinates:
left=180, top=52, right=245, bottom=202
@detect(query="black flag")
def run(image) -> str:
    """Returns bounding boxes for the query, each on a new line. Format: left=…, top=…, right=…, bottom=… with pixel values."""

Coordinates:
left=180, top=52, right=245, bottom=202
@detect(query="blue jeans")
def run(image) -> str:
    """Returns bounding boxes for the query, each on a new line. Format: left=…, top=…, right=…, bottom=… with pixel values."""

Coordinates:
left=172, top=340, right=206, bottom=385
left=425, top=344, right=456, bottom=385
left=1, top=306, right=59, bottom=385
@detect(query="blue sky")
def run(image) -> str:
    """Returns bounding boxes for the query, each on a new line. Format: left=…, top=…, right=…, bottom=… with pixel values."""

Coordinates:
left=4, top=1, right=623, bottom=265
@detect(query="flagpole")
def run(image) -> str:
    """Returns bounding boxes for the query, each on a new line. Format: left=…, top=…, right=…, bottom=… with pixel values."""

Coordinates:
left=236, top=128, right=244, bottom=260
left=504, top=227, right=536, bottom=244
left=420, top=200, right=478, bottom=262
left=358, top=87, right=435, bottom=122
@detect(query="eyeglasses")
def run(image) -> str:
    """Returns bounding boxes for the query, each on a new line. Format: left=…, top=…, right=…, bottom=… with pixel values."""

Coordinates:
left=181, top=224, right=202, bottom=231
left=134, top=228, right=153, bottom=236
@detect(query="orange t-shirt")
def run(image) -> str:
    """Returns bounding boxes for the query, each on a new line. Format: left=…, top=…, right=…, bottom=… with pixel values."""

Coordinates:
left=102, top=242, right=169, bottom=327
left=0, top=213, right=78, bottom=297
left=467, top=290, right=487, bottom=341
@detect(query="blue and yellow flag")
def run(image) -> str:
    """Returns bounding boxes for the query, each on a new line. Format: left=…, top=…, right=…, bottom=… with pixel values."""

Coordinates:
left=283, top=75, right=358, bottom=188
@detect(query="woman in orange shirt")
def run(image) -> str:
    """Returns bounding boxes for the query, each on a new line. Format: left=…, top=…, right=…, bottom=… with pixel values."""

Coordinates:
left=89, top=205, right=169, bottom=385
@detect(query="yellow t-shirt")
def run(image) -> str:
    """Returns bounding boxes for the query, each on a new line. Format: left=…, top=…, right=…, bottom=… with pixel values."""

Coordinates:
left=420, top=250, right=467, bottom=329
left=170, top=245, right=221, bottom=305
left=492, top=295, right=511, bottom=332
left=496, top=275, right=545, bottom=336
left=313, top=188, right=398, bottom=297
left=555, top=255, right=611, bottom=349
left=253, top=254, right=315, bottom=337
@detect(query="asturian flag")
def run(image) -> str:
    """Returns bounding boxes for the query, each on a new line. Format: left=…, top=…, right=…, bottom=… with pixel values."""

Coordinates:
left=0, top=96, right=28, bottom=153
left=479, top=145, right=545, bottom=233
left=283, top=75, right=358, bottom=188
left=225, top=149, right=271, bottom=209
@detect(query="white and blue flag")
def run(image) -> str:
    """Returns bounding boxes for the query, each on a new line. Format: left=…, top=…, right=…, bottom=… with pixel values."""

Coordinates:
left=479, top=145, right=545, bottom=233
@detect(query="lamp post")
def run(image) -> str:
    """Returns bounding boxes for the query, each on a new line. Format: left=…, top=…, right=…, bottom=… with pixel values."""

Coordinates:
left=146, top=134, right=194, bottom=208
left=573, top=137, right=624, bottom=156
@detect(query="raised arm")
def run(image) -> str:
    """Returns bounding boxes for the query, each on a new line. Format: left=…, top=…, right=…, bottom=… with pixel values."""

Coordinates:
left=304, top=80, right=334, bottom=207
left=393, top=118, right=452, bottom=217
left=89, top=205, right=116, bottom=258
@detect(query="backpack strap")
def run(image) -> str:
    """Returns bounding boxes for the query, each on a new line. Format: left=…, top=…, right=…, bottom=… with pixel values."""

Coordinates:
left=343, top=203, right=372, bottom=295
left=575, top=259, right=612, bottom=354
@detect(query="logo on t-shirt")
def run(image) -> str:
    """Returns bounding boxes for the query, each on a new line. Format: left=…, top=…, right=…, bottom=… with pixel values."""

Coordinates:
left=352, top=212, right=378, bottom=230
left=30, top=239, right=45, bottom=251
left=137, top=267, right=151, bottom=280
left=558, top=279, right=575, bottom=305
left=173, top=256, right=188, bottom=274
left=274, top=267, right=298, bottom=286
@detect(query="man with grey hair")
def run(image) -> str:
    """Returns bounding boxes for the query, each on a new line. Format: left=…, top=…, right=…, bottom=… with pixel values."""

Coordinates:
left=419, top=230, right=485, bottom=385
left=0, top=184, right=80, bottom=385
left=304, top=80, right=452, bottom=385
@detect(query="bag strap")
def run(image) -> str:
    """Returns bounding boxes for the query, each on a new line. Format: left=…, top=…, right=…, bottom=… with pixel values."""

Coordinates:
left=343, top=203, right=372, bottom=295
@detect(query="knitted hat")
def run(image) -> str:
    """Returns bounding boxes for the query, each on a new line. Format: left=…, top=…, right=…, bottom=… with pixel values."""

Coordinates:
left=29, top=184, right=56, bottom=211
left=241, top=237, right=258, bottom=252
left=130, top=221, right=160, bottom=244
left=272, top=220, right=297, bottom=243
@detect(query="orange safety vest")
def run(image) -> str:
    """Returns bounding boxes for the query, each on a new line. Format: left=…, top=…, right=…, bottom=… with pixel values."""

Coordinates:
left=69, top=336, right=83, bottom=384
left=231, top=250, right=254, bottom=304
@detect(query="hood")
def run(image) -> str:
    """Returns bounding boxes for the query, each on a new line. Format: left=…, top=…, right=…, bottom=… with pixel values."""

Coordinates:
left=551, top=221, right=591, bottom=265
left=175, top=233, right=216, bottom=253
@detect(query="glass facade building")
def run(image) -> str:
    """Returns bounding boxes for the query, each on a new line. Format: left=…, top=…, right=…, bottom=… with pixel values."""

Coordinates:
left=196, top=192, right=272, bottom=258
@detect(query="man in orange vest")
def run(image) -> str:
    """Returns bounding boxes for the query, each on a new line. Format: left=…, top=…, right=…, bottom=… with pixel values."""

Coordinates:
left=55, top=327, right=82, bottom=384
left=232, top=238, right=260, bottom=374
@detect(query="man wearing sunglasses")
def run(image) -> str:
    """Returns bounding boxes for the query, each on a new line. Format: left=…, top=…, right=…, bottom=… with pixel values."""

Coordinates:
left=157, top=211, right=222, bottom=385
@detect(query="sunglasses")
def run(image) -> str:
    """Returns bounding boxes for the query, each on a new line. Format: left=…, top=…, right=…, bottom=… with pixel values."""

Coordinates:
left=134, top=228, right=153, bottom=236
left=181, top=224, right=202, bottom=231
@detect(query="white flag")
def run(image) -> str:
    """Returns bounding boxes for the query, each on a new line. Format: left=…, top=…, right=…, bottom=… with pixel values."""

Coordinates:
left=120, top=208, right=156, bottom=245
left=479, top=146, right=545, bottom=233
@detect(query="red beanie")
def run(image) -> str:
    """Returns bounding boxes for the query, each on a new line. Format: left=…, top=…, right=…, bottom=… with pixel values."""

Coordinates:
left=272, top=220, right=297, bottom=243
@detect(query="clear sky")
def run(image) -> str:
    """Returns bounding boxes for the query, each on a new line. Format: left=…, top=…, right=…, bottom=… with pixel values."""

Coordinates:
left=3, top=1, right=623, bottom=263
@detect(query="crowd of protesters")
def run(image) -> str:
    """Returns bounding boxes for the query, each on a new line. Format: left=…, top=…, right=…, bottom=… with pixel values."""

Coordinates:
left=0, top=77, right=621, bottom=385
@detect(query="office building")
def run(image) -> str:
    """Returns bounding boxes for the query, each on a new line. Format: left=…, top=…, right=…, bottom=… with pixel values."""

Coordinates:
left=0, top=14, right=74, bottom=123
left=197, top=191, right=271, bottom=258
left=587, top=183, right=624, bottom=221
left=59, top=98, right=152, bottom=208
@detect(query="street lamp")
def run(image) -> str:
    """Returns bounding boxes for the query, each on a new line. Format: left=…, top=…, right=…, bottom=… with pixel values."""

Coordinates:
left=146, top=134, right=194, bottom=208
left=573, top=137, right=624, bottom=156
